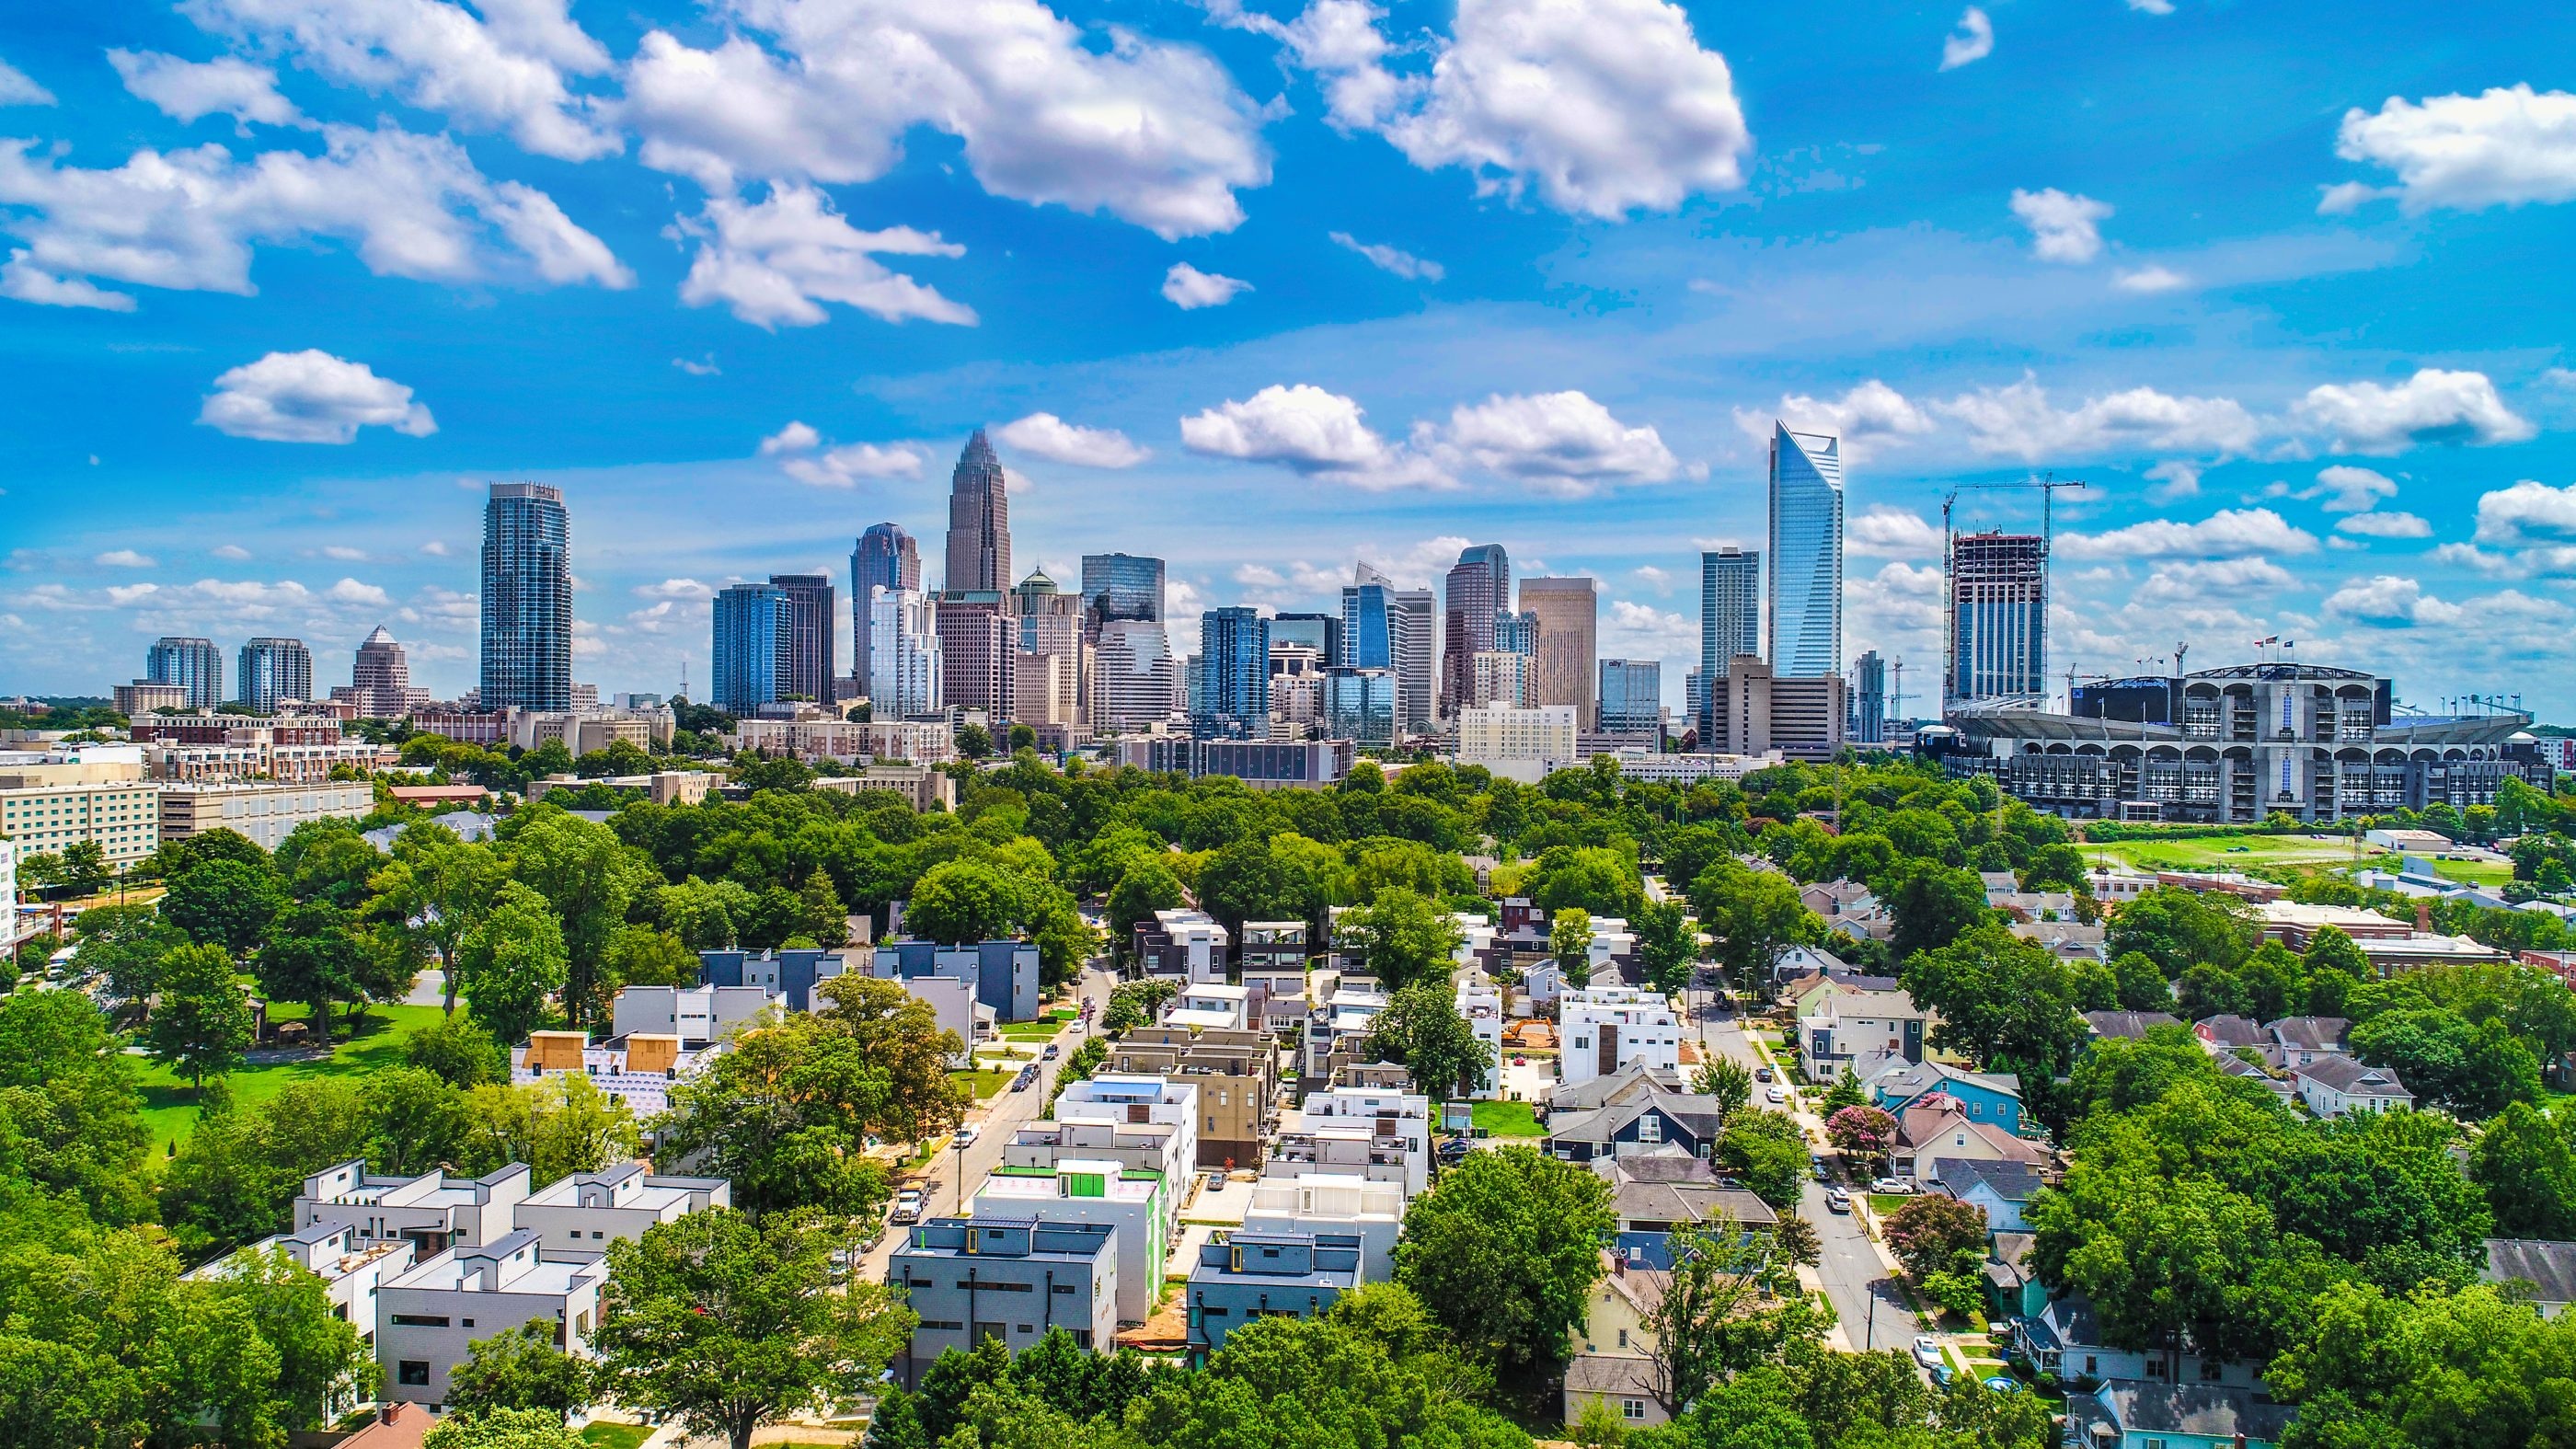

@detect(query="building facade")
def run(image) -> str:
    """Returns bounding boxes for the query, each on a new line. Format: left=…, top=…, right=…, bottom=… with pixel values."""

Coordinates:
left=1322, top=667, right=1397, bottom=749
left=851, top=523, right=924, bottom=699
left=1703, top=654, right=1847, bottom=760
left=333, top=627, right=430, bottom=719
left=769, top=572, right=837, bottom=705
left=710, top=582, right=793, bottom=715
left=1194, top=607, right=1270, bottom=739
left=479, top=482, right=573, bottom=712
left=1766, top=425, right=1845, bottom=678
left=1699, top=547, right=1761, bottom=694
left=868, top=587, right=942, bottom=717
left=1440, top=544, right=1511, bottom=719
left=943, top=431, right=1013, bottom=592
left=1521, top=577, right=1600, bottom=730
left=145, top=636, right=225, bottom=710
left=1598, top=659, right=1662, bottom=738
left=236, top=637, right=314, bottom=712
left=936, top=592, right=1015, bottom=722
left=1471, top=650, right=1536, bottom=708
left=891, top=1218, right=1117, bottom=1383
left=1079, top=553, right=1165, bottom=635
left=1851, top=650, right=1888, bottom=745
left=1946, top=531, right=2046, bottom=707
left=160, top=780, right=374, bottom=850
left=1455, top=704, right=1579, bottom=784
left=1269, top=611, right=1340, bottom=666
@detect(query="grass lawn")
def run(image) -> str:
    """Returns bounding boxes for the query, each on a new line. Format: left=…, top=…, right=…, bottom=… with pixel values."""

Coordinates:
left=132, top=1002, right=450, bottom=1152
left=1470, top=1100, right=1544, bottom=1137
left=576, top=1425, right=653, bottom=1449
left=996, top=1021, right=1063, bottom=1040
left=1869, top=1193, right=1915, bottom=1217
left=951, top=1066, right=1017, bottom=1101
left=2083, top=834, right=2371, bottom=875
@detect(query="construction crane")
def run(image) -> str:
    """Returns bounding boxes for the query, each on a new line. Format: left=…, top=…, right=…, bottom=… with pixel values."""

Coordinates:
left=1942, top=473, right=2089, bottom=711
left=1888, top=659, right=1916, bottom=728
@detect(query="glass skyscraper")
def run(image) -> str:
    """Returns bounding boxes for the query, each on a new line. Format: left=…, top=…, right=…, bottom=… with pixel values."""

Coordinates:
left=1194, top=606, right=1271, bottom=739
left=1766, top=424, right=1844, bottom=678
left=1441, top=544, right=1510, bottom=719
left=1945, top=531, right=2047, bottom=707
left=1699, top=546, right=1761, bottom=740
left=1851, top=650, right=1888, bottom=743
left=943, top=431, right=1012, bottom=592
left=712, top=582, right=793, bottom=714
left=1080, top=553, right=1166, bottom=635
left=1323, top=667, right=1397, bottom=748
left=480, top=481, right=572, bottom=712
left=1598, top=659, right=1662, bottom=737
left=236, top=637, right=313, bottom=712
left=145, top=636, right=224, bottom=710
left=768, top=573, right=835, bottom=705
left=852, top=523, right=922, bottom=701
left=1269, top=611, right=1340, bottom=666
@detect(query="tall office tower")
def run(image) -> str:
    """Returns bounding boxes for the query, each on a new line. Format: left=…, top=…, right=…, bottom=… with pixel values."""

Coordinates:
left=1342, top=563, right=1430, bottom=737
left=1269, top=611, right=1340, bottom=667
left=767, top=574, right=836, bottom=705
left=1013, top=569, right=1089, bottom=741
left=1440, top=544, right=1511, bottom=718
left=851, top=523, right=923, bottom=698
left=1094, top=619, right=1181, bottom=734
left=1767, top=424, right=1845, bottom=678
left=943, top=430, right=1012, bottom=592
left=1518, top=577, right=1600, bottom=730
left=1851, top=650, right=1888, bottom=744
left=1322, top=667, right=1397, bottom=748
left=868, top=587, right=942, bottom=716
left=1598, top=659, right=1662, bottom=737
left=1945, top=531, right=2046, bottom=707
left=1078, top=552, right=1166, bottom=635
left=1470, top=650, right=1535, bottom=707
left=1700, top=546, right=1762, bottom=739
left=1685, top=668, right=1708, bottom=740
left=1194, top=606, right=1271, bottom=739
left=337, top=626, right=428, bottom=718
left=481, top=481, right=572, bottom=712
left=1493, top=609, right=1540, bottom=657
left=711, top=583, right=793, bottom=714
left=236, top=637, right=313, bottom=712
left=145, top=636, right=224, bottom=710
left=1394, top=587, right=1435, bottom=735
left=936, top=592, right=1014, bottom=722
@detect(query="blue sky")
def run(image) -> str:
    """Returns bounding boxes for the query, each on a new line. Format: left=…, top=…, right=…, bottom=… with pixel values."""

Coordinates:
left=4, top=0, right=2574, bottom=716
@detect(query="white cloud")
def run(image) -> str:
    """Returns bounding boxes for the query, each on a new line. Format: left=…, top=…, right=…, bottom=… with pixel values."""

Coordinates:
left=178, top=0, right=616, bottom=160
left=1603, top=599, right=1695, bottom=654
left=1938, top=375, right=2260, bottom=460
left=672, top=354, right=720, bottom=375
left=211, top=543, right=252, bottom=560
left=2009, top=188, right=2111, bottom=263
left=2145, top=460, right=2202, bottom=500
left=199, top=350, right=436, bottom=443
left=2126, top=0, right=2174, bottom=12
left=995, top=413, right=1150, bottom=468
left=2324, top=575, right=2464, bottom=628
left=1442, top=391, right=1677, bottom=492
left=1329, top=231, right=1443, bottom=281
left=1938, top=7, right=1993, bottom=71
left=756, top=419, right=926, bottom=486
left=1634, top=564, right=1672, bottom=587
left=634, top=578, right=717, bottom=601
left=2336, top=511, right=2432, bottom=539
left=319, top=545, right=368, bottom=560
left=418, top=540, right=449, bottom=556
left=327, top=576, right=391, bottom=606
left=2471, top=479, right=2576, bottom=546
left=620, top=1, right=1270, bottom=239
left=1248, top=0, right=1750, bottom=219
left=2293, top=368, right=2535, bottom=454
left=1162, top=262, right=1251, bottom=309
left=675, top=184, right=972, bottom=329
left=2324, top=86, right=2576, bottom=214
left=2113, top=264, right=2189, bottom=293
left=1734, top=380, right=1934, bottom=456
left=2060, top=507, right=2318, bottom=562
left=758, top=420, right=822, bottom=455
left=108, top=51, right=305, bottom=128
left=2134, top=558, right=2296, bottom=605
left=95, top=549, right=156, bottom=569
left=2305, top=464, right=2399, bottom=512
left=0, top=124, right=631, bottom=307
left=0, top=56, right=55, bottom=108
left=0, top=252, right=137, bottom=311
left=1847, top=505, right=1942, bottom=558
left=1180, top=383, right=1448, bottom=489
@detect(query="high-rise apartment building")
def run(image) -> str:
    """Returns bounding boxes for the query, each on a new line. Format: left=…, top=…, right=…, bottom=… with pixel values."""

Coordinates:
left=146, top=637, right=224, bottom=710
left=712, top=583, right=793, bottom=714
left=1518, top=577, right=1600, bottom=730
left=1269, top=612, right=1340, bottom=667
left=943, top=431, right=1012, bottom=592
left=851, top=523, right=923, bottom=698
left=1767, top=425, right=1844, bottom=678
left=1440, top=545, right=1511, bottom=719
left=481, top=482, right=572, bottom=712
left=1851, top=650, right=1888, bottom=744
left=1598, top=659, right=1662, bottom=738
left=935, top=592, right=1014, bottom=722
left=236, top=638, right=313, bottom=712
left=1699, top=546, right=1762, bottom=740
left=768, top=573, right=836, bottom=705
left=1269, top=643, right=1325, bottom=735
left=1194, top=607, right=1271, bottom=740
left=1393, top=587, right=1435, bottom=736
left=1470, top=650, right=1535, bottom=708
left=868, top=587, right=941, bottom=717
left=1493, top=609, right=1539, bottom=657
left=1945, top=531, right=2047, bottom=707
left=333, top=627, right=428, bottom=719
left=1341, top=564, right=1432, bottom=738
left=1079, top=553, right=1165, bottom=634
left=1013, top=570, right=1089, bottom=742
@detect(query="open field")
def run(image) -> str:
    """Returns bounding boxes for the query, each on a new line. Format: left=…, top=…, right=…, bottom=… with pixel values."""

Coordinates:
left=1470, top=1100, right=1543, bottom=1137
left=131, top=1002, right=450, bottom=1151
left=2084, top=834, right=2515, bottom=886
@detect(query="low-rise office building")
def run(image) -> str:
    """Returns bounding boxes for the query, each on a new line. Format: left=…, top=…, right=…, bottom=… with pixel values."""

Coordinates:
left=1185, top=1231, right=1364, bottom=1364
left=891, top=1217, right=1118, bottom=1384
left=972, top=1160, right=1169, bottom=1325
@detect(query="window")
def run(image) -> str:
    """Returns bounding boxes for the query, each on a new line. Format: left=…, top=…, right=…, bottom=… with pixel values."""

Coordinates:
left=1616, top=1328, right=1628, bottom=1348
left=2083, top=1356, right=2097, bottom=1375
left=389, top=1315, right=451, bottom=1328
left=461, top=1318, right=475, bottom=1329
left=397, top=1362, right=431, bottom=1386
left=1622, top=1399, right=1647, bottom=1421
left=2200, top=1359, right=2224, bottom=1381
left=1052, top=1283, right=1077, bottom=1294
left=920, top=1318, right=965, bottom=1331
left=1638, top=1114, right=1662, bottom=1144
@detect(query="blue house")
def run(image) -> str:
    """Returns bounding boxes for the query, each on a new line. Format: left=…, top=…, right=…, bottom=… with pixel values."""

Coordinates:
left=2069, top=1383, right=2294, bottom=1449
left=1865, top=1061, right=2026, bottom=1138
left=873, top=939, right=1041, bottom=1022
left=1927, top=1157, right=2042, bottom=1235
left=1185, top=1231, right=1363, bottom=1364
left=696, top=948, right=848, bottom=1012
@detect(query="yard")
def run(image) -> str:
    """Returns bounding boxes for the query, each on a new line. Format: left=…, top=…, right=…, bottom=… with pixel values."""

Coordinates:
left=576, top=1424, right=652, bottom=1449
left=950, top=1065, right=1018, bottom=1101
left=131, top=1001, right=451, bottom=1152
left=1469, top=1100, right=1544, bottom=1138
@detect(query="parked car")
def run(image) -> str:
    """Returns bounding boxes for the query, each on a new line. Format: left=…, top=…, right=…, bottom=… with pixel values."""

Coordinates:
left=1011, top=1065, right=1038, bottom=1092
left=1870, top=1177, right=1915, bottom=1195
left=1754, top=1065, right=1775, bottom=1082
left=954, top=1125, right=981, bottom=1147
left=1824, top=1189, right=1852, bottom=1213
left=1765, top=1087, right=1789, bottom=1103
left=1982, top=1376, right=2021, bottom=1394
left=1912, top=1337, right=1942, bottom=1370
left=1928, top=1364, right=1956, bottom=1387
left=1042, top=1043, right=1061, bottom=1060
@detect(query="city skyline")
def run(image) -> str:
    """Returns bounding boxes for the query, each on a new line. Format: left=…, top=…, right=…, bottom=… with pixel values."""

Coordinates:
left=3, top=4, right=2573, bottom=716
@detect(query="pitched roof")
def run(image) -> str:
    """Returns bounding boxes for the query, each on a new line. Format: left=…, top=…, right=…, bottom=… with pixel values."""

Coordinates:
left=2195, top=1014, right=2263, bottom=1049
left=1547, top=1092, right=1728, bottom=1146
left=2087, top=1383, right=2297, bottom=1441
left=2485, top=1237, right=2576, bottom=1305
left=1608, top=1179, right=1779, bottom=1231
left=1547, top=1061, right=1687, bottom=1111
left=2083, top=1009, right=2183, bottom=1040
left=1896, top=1096, right=2050, bottom=1164
left=1872, top=1060, right=2023, bottom=1103
left=1932, top=1157, right=2043, bottom=1203
left=1564, top=1352, right=1660, bottom=1397
left=2294, top=1054, right=2412, bottom=1098
left=2265, top=1016, right=2352, bottom=1052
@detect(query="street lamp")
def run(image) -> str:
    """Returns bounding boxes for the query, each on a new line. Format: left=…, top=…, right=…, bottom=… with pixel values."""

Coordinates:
left=954, top=1133, right=967, bottom=1214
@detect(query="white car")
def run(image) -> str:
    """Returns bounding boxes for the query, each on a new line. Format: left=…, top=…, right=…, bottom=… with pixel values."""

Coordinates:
left=1870, top=1177, right=1915, bottom=1195
left=953, top=1125, right=981, bottom=1147
left=1912, top=1336, right=1942, bottom=1370
left=1765, top=1086, right=1789, bottom=1103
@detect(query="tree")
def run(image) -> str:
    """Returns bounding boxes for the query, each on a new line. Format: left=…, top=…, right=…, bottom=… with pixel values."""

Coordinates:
left=407, top=1010, right=511, bottom=1087
left=954, top=722, right=994, bottom=760
left=1551, top=907, right=1595, bottom=987
left=1825, top=1106, right=1897, bottom=1173
left=71, top=901, right=185, bottom=1006
left=2268, top=1282, right=2576, bottom=1449
left=2470, top=1101, right=2576, bottom=1239
left=1365, top=983, right=1495, bottom=1099
left=1640, top=1218, right=1819, bottom=1416
left=653, top=1012, right=903, bottom=1221
left=458, top=1073, right=639, bottom=1186
left=2110, top=950, right=2177, bottom=1014
left=1395, top=1145, right=1613, bottom=1377
left=421, top=1409, right=586, bottom=1449
left=1693, top=1057, right=1753, bottom=1121
left=147, top=942, right=256, bottom=1092
left=2352, top=1007, right=2539, bottom=1118
left=1901, top=924, right=2089, bottom=1077
left=255, top=902, right=367, bottom=1043
left=593, top=1209, right=914, bottom=1449
left=163, top=856, right=285, bottom=957
left=1883, top=1195, right=1987, bottom=1282
left=1689, top=860, right=1821, bottom=1000
left=904, top=859, right=1028, bottom=944
left=1343, top=886, right=1465, bottom=993
left=448, top=1323, right=593, bottom=1422
left=57, top=839, right=113, bottom=896
left=1634, top=898, right=1697, bottom=995
left=456, top=882, right=569, bottom=1045
left=373, top=829, right=506, bottom=1014
left=1106, top=858, right=1187, bottom=960
left=825, top=975, right=973, bottom=1143
left=1882, top=862, right=1995, bottom=962
left=201, top=1244, right=377, bottom=1430
left=366, top=1066, right=475, bottom=1177
left=509, top=811, right=648, bottom=1027
left=2105, top=885, right=2257, bottom=977
left=1717, top=1110, right=1810, bottom=1211
left=603, top=924, right=697, bottom=990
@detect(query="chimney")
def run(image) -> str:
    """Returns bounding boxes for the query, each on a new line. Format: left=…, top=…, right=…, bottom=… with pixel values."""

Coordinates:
left=2414, top=901, right=2432, bottom=934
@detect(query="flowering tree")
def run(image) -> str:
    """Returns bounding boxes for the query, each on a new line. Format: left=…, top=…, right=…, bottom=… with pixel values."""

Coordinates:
left=1825, top=1105, right=1898, bottom=1174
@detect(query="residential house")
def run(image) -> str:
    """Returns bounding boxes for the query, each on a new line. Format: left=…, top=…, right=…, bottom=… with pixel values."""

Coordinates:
left=295, top=1159, right=723, bottom=1266
left=1292, top=1084, right=1432, bottom=1196
left=2293, top=1056, right=2414, bottom=1118
left=972, top=1159, right=1169, bottom=1325
left=1800, top=988, right=1927, bottom=1080
left=377, top=1231, right=604, bottom=1408
left=1107, top=1027, right=1278, bottom=1169
left=2018, top=1294, right=2264, bottom=1391
left=1245, top=968, right=1312, bottom=1037
left=1984, top=1232, right=2045, bottom=1323
left=1183, top=1231, right=1363, bottom=1364
left=1134, top=909, right=1229, bottom=983
left=1455, top=969, right=1505, bottom=1097
left=1927, top=1157, right=2042, bottom=1234
left=873, top=938, right=1042, bottom=1022
left=2067, top=1383, right=2295, bottom=1449
left=2193, top=1015, right=2264, bottom=1057
left=1238, top=920, right=1307, bottom=973
left=1242, top=1170, right=1405, bottom=1282
left=1167, top=983, right=1253, bottom=1033
left=891, top=1218, right=1118, bottom=1386
left=1302, top=982, right=1390, bottom=1083
left=1592, top=1148, right=1777, bottom=1269
left=1546, top=1085, right=1729, bottom=1166
left=2263, top=1017, right=2352, bottom=1070
left=1037, top=1076, right=1202, bottom=1203
left=512, top=1165, right=729, bottom=1261
left=2013, top=917, right=2107, bottom=962
left=2081, top=1010, right=2183, bottom=1043
left=188, top=1223, right=415, bottom=1417
left=512, top=1031, right=714, bottom=1117
left=1548, top=1061, right=1690, bottom=1110
left=2483, top=1237, right=2576, bottom=1317
left=1892, top=1093, right=2051, bottom=1179
left=1799, top=880, right=1891, bottom=942
left=1777, top=969, right=1901, bottom=1023
left=1565, top=1259, right=1671, bottom=1431
left=696, top=946, right=851, bottom=1011
left=1562, top=985, right=1685, bottom=1087
left=1867, top=1062, right=2026, bottom=1137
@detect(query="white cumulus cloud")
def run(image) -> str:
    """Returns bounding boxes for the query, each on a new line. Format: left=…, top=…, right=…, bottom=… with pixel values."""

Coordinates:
left=995, top=413, right=1149, bottom=468
left=2059, top=507, right=2317, bottom=560
left=756, top=419, right=926, bottom=486
left=2010, top=188, right=2111, bottom=263
left=2471, top=479, right=2576, bottom=546
left=2304, top=464, right=2399, bottom=512
left=2113, top=264, right=2189, bottom=293
left=0, top=56, right=55, bottom=107
left=1329, top=231, right=1443, bottom=281
left=1181, top=383, right=1447, bottom=489
left=2323, top=86, right=2576, bottom=214
left=211, top=543, right=252, bottom=560
left=1847, top=505, right=1942, bottom=558
left=634, top=578, right=718, bottom=601
left=95, top=549, right=156, bottom=569
left=199, top=350, right=436, bottom=443
left=2336, top=511, right=2432, bottom=539
left=2324, top=574, right=2463, bottom=627
left=1939, top=7, right=1993, bottom=71
left=1441, top=391, right=1677, bottom=492
left=2293, top=368, right=2535, bottom=454
left=1735, top=380, right=1935, bottom=457
left=1938, top=375, right=2260, bottom=460
left=109, top=51, right=305, bottom=128
left=1162, top=261, right=1250, bottom=309
left=675, top=183, right=972, bottom=328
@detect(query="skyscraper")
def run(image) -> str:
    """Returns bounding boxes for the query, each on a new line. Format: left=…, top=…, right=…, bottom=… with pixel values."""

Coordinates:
left=1194, top=606, right=1270, bottom=740
left=1269, top=612, right=1341, bottom=666
left=712, top=583, right=793, bottom=714
left=481, top=481, right=572, bottom=712
left=868, top=586, right=941, bottom=716
left=145, top=637, right=224, bottom=710
left=1094, top=620, right=1180, bottom=734
left=1393, top=587, right=1435, bottom=735
left=1322, top=668, right=1397, bottom=748
left=1945, top=531, right=2047, bottom=707
left=1767, top=424, right=1845, bottom=678
left=1851, top=650, right=1888, bottom=744
left=236, top=638, right=313, bottom=712
left=852, top=523, right=923, bottom=698
left=1440, top=544, right=1511, bottom=719
left=335, top=626, right=428, bottom=718
left=1700, top=546, right=1761, bottom=740
left=769, top=573, right=836, bottom=705
left=936, top=592, right=1014, bottom=722
left=1519, top=578, right=1600, bottom=730
left=1598, top=659, right=1662, bottom=737
left=1341, top=563, right=1428, bottom=737
left=943, top=430, right=1012, bottom=592
left=1079, top=553, right=1165, bottom=635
